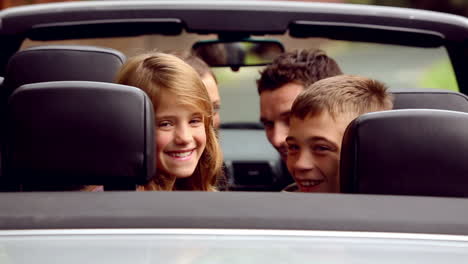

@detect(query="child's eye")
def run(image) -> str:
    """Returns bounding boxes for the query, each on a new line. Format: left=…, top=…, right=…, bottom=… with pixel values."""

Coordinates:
left=190, top=117, right=203, bottom=126
left=158, top=121, right=173, bottom=128
left=313, top=145, right=331, bottom=153
left=213, top=103, right=221, bottom=113
left=287, top=144, right=299, bottom=154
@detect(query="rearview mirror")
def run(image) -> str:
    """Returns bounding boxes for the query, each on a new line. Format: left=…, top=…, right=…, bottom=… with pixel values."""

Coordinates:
left=192, top=39, right=284, bottom=69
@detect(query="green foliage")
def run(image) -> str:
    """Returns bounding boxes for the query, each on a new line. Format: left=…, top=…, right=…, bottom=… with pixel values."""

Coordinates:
left=419, top=59, right=459, bottom=91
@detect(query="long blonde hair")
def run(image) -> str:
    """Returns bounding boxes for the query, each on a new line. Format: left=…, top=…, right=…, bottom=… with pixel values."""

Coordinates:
left=115, top=52, right=223, bottom=191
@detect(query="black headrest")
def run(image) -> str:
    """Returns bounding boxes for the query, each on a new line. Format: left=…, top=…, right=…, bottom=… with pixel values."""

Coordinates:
left=0, top=77, right=3, bottom=96
left=2, top=81, right=154, bottom=187
left=391, top=88, right=468, bottom=112
left=341, top=109, right=468, bottom=197
left=3, top=45, right=126, bottom=96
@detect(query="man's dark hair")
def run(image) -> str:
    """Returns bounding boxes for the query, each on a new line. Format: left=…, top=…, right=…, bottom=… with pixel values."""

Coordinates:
left=257, top=49, right=342, bottom=94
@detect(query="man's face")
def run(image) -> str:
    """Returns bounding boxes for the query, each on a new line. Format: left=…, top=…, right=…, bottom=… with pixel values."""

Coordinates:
left=260, top=83, right=303, bottom=161
left=285, top=111, right=355, bottom=193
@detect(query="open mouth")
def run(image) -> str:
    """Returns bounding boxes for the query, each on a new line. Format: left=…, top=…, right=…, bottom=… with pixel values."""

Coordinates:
left=297, top=179, right=326, bottom=192
left=165, top=149, right=195, bottom=160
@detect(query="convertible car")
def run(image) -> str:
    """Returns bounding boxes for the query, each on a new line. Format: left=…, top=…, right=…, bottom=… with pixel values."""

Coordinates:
left=1, top=1, right=468, bottom=263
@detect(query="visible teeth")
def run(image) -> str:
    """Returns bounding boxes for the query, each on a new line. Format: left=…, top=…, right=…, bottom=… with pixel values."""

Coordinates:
left=301, top=181, right=312, bottom=187
left=299, top=180, right=323, bottom=187
left=171, top=151, right=192, bottom=158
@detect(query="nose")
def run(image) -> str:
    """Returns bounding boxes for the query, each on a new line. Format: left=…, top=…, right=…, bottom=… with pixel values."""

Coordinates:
left=291, top=150, right=315, bottom=172
left=174, top=123, right=192, bottom=145
left=270, top=123, right=288, bottom=149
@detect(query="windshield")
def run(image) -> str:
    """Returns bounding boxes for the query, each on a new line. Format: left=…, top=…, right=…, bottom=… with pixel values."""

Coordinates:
left=214, top=39, right=455, bottom=124
left=21, top=32, right=457, bottom=125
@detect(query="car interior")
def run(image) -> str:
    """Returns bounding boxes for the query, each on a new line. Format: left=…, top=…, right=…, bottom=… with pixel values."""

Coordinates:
left=0, top=1, right=467, bottom=193
left=1, top=2, right=468, bottom=251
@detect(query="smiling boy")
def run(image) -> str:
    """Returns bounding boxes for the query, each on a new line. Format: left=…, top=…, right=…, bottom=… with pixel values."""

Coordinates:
left=258, top=49, right=342, bottom=190
left=258, top=49, right=342, bottom=162
left=284, top=75, right=393, bottom=192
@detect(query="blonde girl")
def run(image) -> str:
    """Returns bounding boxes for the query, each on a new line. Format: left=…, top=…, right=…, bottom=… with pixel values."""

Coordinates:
left=116, top=52, right=223, bottom=191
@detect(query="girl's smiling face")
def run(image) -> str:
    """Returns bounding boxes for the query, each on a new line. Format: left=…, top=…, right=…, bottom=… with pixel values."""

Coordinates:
left=155, top=90, right=207, bottom=179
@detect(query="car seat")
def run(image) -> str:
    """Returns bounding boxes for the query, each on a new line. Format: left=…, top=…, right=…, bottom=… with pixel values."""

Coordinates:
left=3, top=45, right=126, bottom=92
left=2, top=81, right=154, bottom=191
left=390, top=88, right=468, bottom=112
left=0, top=45, right=127, bottom=181
left=1, top=44, right=126, bottom=122
left=340, top=109, right=468, bottom=197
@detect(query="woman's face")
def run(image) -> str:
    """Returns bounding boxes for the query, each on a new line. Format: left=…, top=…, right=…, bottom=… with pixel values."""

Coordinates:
left=201, top=74, right=220, bottom=129
left=155, top=90, right=207, bottom=179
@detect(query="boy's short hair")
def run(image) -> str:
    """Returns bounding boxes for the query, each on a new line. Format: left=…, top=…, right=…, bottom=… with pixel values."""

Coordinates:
left=257, top=49, right=342, bottom=94
left=291, top=75, right=393, bottom=120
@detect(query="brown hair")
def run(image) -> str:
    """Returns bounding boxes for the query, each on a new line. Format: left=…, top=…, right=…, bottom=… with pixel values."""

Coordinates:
left=291, top=75, right=393, bottom=120
left=257, top=49, right=342, bottom=94
left=173, top=51, right=218, bottom=83
left=115, top=52, right=223, bottom=191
